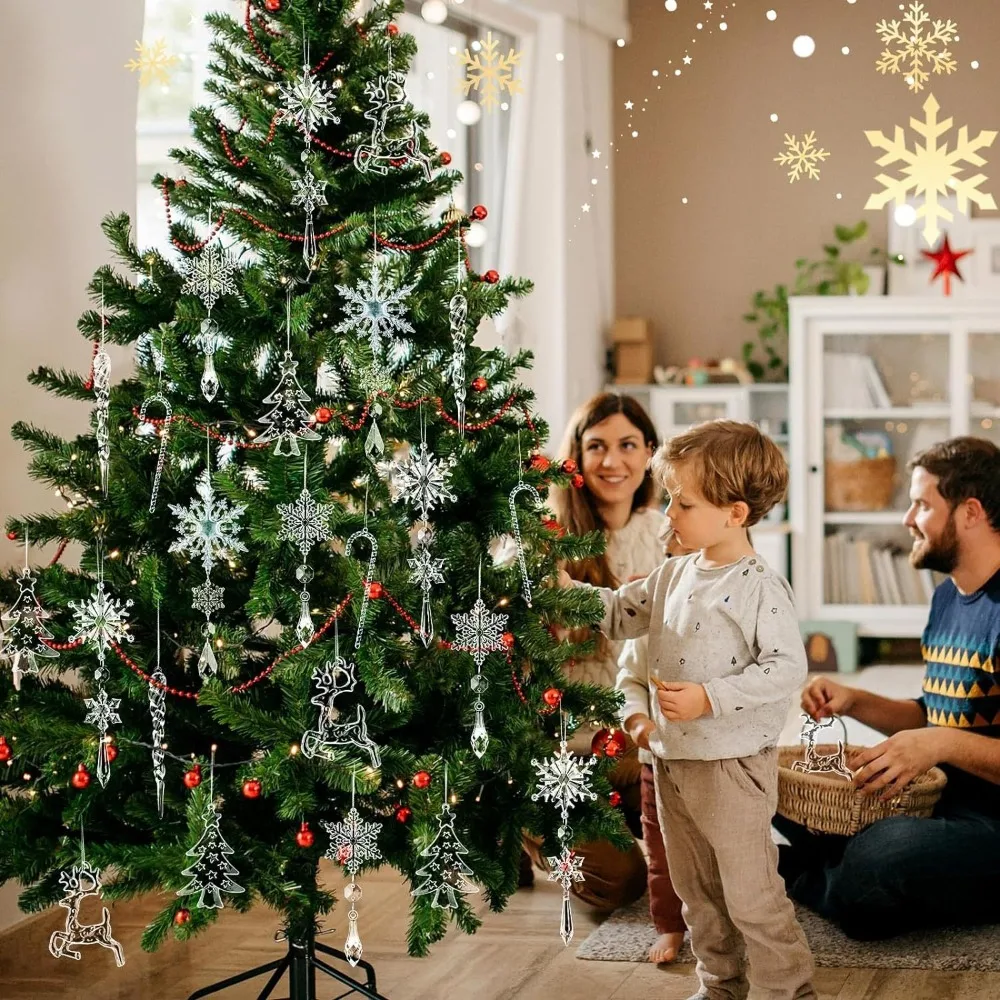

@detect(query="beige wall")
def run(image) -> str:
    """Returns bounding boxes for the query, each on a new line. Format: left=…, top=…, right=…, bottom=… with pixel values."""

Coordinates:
left=0, top=0, right=142, bottom=932
left=613, top=0, right=1000, bottom=367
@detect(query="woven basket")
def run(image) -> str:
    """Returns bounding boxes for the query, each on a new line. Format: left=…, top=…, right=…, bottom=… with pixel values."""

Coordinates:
left=824, top=456, right=897, bottom=512
left=777, top=744, right=947, bottom=836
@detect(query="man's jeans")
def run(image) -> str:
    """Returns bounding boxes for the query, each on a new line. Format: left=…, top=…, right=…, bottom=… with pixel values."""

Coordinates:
left=773, top=795, right=1000, bottom=940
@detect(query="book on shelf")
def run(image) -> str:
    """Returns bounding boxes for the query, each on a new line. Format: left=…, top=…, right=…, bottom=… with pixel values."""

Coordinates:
left=823, top=533, right=941, bottom=605
left=823, top=352, right=891, bottom=409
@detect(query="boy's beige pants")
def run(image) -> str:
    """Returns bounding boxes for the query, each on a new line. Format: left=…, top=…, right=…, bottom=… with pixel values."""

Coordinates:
left=653, top=748, right=816, bottom=1000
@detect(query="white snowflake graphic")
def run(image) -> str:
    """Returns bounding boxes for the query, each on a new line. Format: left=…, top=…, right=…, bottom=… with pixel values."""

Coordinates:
left=192, top=579, right=226, bottom=620
left=774, top=131, right=829, bottom=183
left=323, top=808, right=382, bottom=877
left=409, top=545, right=445, bottom=591
left=84, top=687, right=122, bottom=733
left=546, top=846, right=585, bottom=893
left=277, top=487, right=335, bottom=560
left=69, top=582, right=134, bottom=669
left=182, top=245, right=239, bottom=311
left=451, top=598, right=508, bottom=668
left=459, top=31, right=523, bottom=112
left=169, top=470, right=247, bottom=575
left=291, top=172, right=328, bottom=214
left=334, top=260, right=417, bottom=359
left=876, top=2, right=958, bottom=93
left=392, top=443, right=457, bottom=522
left=280, top=65, right=339, bottom=135
left=865, top=94, right=998, bottom=247
left=531, top=739, right=598, bottom=826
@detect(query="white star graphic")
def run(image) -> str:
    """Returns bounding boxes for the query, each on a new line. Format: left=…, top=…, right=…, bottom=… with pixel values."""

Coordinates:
left=704, top=1, right=713, bottom=8
left=581, top=203, right=591, bottom=212
left=624, top=100, right=634, bottom=110
left=591, top=150, right=601, bottom=159
left=684, top=55, right=693, bottom=65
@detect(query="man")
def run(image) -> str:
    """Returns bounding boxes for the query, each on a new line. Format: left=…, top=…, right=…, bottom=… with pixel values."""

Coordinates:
left=775, top=437, right=1000, bottom=940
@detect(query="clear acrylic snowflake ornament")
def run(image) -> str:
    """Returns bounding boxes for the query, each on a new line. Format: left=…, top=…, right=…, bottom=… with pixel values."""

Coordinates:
left=280, top=62, right=339, bottom=137
left=322, top=774, right=382, bottom=966
left=411, top=766, right=478, bottom=910
left=334, top=255, right=417, bottom=364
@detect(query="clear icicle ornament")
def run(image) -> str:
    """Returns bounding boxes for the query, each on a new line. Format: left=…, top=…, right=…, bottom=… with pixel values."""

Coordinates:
left=408, top=526, right=445, bottom=647
left=292, top=164, right=327, bottom=270
left=448, top=236, right=468, bottom=433
left=322, top=774, right=382, bottom=966
left=93, top=295, right=112, bottom=495
left=149, top=605, right=167, bottom=817
left=195, top=318, right=224, bottom=402
left=138, top=325, right=172, bottom=512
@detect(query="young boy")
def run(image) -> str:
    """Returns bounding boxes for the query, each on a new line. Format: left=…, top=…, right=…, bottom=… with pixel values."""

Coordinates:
left=562, top=419, right=815, bottom=1000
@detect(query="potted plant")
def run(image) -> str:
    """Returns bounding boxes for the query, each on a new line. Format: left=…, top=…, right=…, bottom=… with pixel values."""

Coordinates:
left=742, top=221, right=904, bottom=381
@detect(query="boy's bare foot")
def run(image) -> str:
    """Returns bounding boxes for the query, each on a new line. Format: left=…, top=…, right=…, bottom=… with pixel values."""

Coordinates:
left=648, top=930, right=685, bottom=964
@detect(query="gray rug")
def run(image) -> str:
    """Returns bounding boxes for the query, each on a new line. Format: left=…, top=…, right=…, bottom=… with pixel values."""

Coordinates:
left=576, top=894, right=1000, bottom=971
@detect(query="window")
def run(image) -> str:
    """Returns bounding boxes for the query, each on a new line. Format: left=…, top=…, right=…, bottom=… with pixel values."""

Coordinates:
left=136, top=0, right=516, bottom=272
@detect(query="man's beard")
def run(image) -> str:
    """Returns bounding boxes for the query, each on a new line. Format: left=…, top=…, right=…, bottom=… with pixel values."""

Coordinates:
left=909, top=512, right=959, bottom=574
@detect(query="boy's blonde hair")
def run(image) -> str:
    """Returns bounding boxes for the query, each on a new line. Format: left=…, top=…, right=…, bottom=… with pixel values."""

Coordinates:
left=650, top=419, right=788, bottom=527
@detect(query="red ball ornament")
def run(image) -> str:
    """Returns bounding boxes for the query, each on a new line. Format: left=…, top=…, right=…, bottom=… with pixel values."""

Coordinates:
left=471, top=205, right=488, bottom=221
left=264, top=0, right=281, bottom=10
left=413, top=770, right=432, bottom=790
left=387, top=22, right=399, bottom=36
left=366, top=581, right=383, bottom=600
left=541, top=517, right=566, bottom=538
left=439, top=151, right=452, bottom=166
left=471, top=376, right=488, bottom=392
left=604, top=730, right=627, bottom=758
left=104, top=744, right=118, bottom=763
left=6, top=531, right=16, bottom=541
left=71, top=763, right=91, bottom=789
left=561, top=459, right=578, bottom=474
left=314, top=406, right=333, bottom=425
left=243, top=778, right=262, bottom=799
left=609, top=791, right=622, bottom=808
left=590, top=728, right=611, bottom=757
left=482, top=270, right=500, bottom=284
left=0, top=737, right=11, bottom=762
left=571, top=473, right=585, bottom=489
left=542, top=687, right=563, bottom=707
left=295, top=821, right=315, bottom=848
left=174, top=908, right=192, bottom=926
left=529, top=454, right=551, bottom=472
left=395, top=805, right=413, bottom=824
left=501, top=631, right=515, bottom=650
left=183, top=764, right=202, bottom=789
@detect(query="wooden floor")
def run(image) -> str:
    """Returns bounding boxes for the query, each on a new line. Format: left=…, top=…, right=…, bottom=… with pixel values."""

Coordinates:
left=1, top=861, right=998, bottom=999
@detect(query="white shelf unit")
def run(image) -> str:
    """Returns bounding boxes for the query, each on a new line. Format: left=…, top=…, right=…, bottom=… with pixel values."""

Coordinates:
left=606, top=383, right=790, bottom=578
left=789, top=297, right=1000, bottom=637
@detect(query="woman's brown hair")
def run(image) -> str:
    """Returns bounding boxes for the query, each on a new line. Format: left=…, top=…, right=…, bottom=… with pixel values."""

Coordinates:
left=550, top=392, right=659, bottom=588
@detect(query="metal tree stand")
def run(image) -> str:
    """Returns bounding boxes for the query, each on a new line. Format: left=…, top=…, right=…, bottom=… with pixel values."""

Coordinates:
left=186, top=931, right=390, bottom=1000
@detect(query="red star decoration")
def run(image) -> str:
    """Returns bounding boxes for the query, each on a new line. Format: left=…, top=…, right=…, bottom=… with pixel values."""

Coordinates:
left=921, top=234, right=973, bottom=297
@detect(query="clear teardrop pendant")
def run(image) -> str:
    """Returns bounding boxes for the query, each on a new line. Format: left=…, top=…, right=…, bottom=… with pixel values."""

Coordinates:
left=197, top=638, right=218, bottom=679
left=559, top=890, right=575, bottom=946
left=344, top=906, right=363, bottom=967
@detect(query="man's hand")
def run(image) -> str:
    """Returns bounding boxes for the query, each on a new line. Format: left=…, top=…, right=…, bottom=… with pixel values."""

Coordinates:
left=655, top=680, right=710, bottom=722
left=850, top=728, right=947, bottom=802
left=625, top=713, right=656, bottom=750
left=801, top=676, right=857, bottom=720
left=556, top=568, right=573, bottom=588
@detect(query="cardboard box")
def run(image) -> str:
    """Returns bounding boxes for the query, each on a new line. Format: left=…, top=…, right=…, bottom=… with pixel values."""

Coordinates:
left=611, top=317, right=653, bottom=383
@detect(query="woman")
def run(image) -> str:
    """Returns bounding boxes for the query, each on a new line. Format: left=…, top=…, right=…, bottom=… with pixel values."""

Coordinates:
left=523, top=392, right=686, bottom=964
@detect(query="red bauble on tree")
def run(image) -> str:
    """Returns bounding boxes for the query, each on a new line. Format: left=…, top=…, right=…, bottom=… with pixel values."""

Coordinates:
left=471, top=376, right=488, bottom=392
left=395, top=805, right=413, bottom=823
left=0, top=736, right=11, bottom=762
left=440, top=151, right=452, bottom=165
left=609, top=791, right=622, bottom=808
left=104, top=743, right=118, bottom=763
left=529, top=453, right=550, bottom=472
left=412, top=770, right=432, bottom=790
left=295, top=821, right=315, bottom=848
left=366, top=581, right=383, bottom=599
left=263, top=0, right=281, bottom=10
left=541, top=517, right=566, bottom=537
left=604, top=730, right=627, bottom=758
left=542, top=687, right=563, bottom=707
left=501, top=632, right=515, bottom=650
left=174, top=908, right=192, bottom=926
left=387, top=22, right=399, bottom=36
left=6, top=530, right=16, bottom=541
left=471, top=205, right=488, bottom=221
left=183, top=764, right=202, bottom=789
left=590, top=728, right=611, bottom=756
left=243, top=778, right=262, bottom=799
left=71, top=763, right=91, bottom=789
left=482, top=270, right=500, bottom=284
left=561, top=459, right=578, bottom=474
left=571, top=473, right=585, bottom=489
left=314, top=406, right=333, bottom=425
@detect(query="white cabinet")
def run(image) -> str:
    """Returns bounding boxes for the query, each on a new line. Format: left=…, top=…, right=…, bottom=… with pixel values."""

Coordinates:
left=605, top=383, right=790, bottom=579
left=789, top=297, right=1000, bottom=637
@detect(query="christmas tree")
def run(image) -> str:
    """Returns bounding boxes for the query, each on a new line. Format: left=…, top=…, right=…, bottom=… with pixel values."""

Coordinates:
left=0, top=0, right=629, bottom=970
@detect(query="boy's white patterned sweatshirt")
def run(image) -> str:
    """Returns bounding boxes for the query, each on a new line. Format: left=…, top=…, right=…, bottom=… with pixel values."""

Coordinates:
left=577, top=552, right=806, bottom=761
